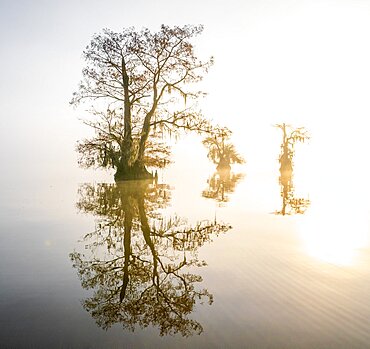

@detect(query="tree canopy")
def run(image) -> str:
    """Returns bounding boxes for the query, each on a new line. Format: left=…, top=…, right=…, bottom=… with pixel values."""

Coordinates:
left=71, top=25, right=214, bottom=180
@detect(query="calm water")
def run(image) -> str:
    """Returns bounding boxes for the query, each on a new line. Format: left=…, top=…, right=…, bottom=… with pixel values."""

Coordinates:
left=1, top=155, right=370, bottom=349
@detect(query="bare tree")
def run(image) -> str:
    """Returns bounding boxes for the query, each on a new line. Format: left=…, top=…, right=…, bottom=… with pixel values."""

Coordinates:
left=71, top=25, right=213, bottom=180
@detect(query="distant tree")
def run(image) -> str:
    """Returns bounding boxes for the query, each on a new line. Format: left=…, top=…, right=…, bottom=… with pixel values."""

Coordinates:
left=275, top=123, right=310, bottom=215
left=275, top=123, right=309, bottom=175
left=202, top=127, right=244, bottom=170
left=71, top=25, right=213, bottom=180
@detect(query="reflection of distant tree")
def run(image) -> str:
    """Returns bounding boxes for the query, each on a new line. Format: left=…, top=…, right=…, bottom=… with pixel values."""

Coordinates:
left=70, top=181, right=230, bottom=336
left=275, top=123, right=310, bottom=215
left=202, top=168, right=244, bottom=203
left=278, top=168, right=310, bottom=215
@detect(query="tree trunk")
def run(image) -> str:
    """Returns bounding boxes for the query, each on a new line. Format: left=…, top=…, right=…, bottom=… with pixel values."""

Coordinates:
left=216, top=157, right=231, bottom=171
left=114, top=162, right=152, bottom=181
left=115, top=65, right=157, bottom=181
left=115, top=57, right=137, bottom=181
left=116, top=110, right=153, bottom=181
left=137, top=110, right=153, bottom=162
left=120, top=196, right=132, bottom=302
left=137, top=193, right=159, bottom=284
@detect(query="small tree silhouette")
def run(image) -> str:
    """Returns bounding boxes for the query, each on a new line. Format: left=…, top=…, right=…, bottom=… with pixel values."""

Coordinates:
left=275, top=123, right=309, bottom=175
left=275, top=123, right=310, bottom=215
left=202, top=127, right=244, bottom=170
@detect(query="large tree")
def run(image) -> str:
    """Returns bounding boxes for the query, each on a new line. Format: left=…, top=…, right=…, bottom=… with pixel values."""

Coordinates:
left=71, top=25, right=213, bottom=180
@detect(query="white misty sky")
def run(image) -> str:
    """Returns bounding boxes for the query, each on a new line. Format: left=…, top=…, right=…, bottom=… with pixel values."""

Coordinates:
left=1, top=0, right=370, bottom=189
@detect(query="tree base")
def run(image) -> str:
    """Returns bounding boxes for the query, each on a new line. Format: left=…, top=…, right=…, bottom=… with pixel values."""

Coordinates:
left=216, top=163, right=231, bottom=171
left=114, top=164, right=153, bottom=181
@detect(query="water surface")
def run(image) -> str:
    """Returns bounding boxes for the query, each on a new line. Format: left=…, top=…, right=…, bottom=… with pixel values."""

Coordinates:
left=1, top=157, right=370, bottom=349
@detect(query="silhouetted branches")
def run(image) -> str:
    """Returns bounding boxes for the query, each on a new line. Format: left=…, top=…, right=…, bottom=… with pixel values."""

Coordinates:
left=71, top=25, right=214, bottom=180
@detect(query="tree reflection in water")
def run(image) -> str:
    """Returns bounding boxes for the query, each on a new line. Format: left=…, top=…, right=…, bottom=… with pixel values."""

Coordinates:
left=277, top=167, right=310, bottom=215
left=70, top=180, right=230, bottom=336
left=202, top=168, right=244, bottom=204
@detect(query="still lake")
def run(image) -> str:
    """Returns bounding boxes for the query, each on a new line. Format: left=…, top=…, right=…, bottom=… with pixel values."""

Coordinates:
left=1, top=140, right=370, bottom=349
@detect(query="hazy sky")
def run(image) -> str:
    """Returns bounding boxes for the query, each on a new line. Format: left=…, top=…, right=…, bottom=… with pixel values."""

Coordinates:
left=1, top=0, right=370, bottom=186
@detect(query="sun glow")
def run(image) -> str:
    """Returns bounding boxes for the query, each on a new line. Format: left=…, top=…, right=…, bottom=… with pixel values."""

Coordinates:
left=297, top=191, right=369, bottom=266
